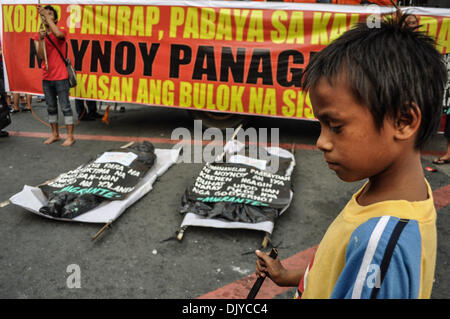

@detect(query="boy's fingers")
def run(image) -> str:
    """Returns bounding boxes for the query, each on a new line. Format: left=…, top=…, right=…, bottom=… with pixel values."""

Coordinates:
left=255, top=249, right=275, bottom=265
left=255, top=249, right=269, bottom=260
left=256, top=258, right=264, bottom=267
left=256, top=260, right=267, bottom=275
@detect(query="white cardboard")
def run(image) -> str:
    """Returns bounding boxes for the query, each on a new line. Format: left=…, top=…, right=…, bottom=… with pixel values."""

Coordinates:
left=9, top=148, right=180, bottom=224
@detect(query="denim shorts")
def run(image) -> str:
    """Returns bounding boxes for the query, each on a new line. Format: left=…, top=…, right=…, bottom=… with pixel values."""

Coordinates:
left=42, top=79, right=73, bottom=125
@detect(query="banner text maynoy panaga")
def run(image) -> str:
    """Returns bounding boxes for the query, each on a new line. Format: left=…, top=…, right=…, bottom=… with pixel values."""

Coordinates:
left=2, top=2, right=449, bottom=119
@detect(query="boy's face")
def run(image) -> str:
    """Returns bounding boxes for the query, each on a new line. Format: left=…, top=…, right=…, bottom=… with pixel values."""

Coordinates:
left=309, top=77, right=398, bottom=182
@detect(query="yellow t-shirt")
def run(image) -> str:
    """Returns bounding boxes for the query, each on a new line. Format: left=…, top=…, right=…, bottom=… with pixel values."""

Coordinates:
left=298, top=180, right=436, bottom=299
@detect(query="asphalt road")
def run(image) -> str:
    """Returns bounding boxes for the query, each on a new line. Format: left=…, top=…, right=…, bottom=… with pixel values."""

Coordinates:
left=0, top=99, right=448, bottom=299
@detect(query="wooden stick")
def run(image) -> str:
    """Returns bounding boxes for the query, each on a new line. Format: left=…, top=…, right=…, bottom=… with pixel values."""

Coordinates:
left=218, top=123, right=243, bottom=161
left=229, top=123, right=243, bottom=143
left=0, top=200, right=11, bottom=208
left=261, top=232, right=270, bottom=249
left=38, top=1, right=49, bottom=71
left=390, top=0, right=400, bottom=10
left=177, top=226, right=188, bottom=241
left=92, top=221, right=112, bottom=241
left=120, top=141, right=135, bottom=149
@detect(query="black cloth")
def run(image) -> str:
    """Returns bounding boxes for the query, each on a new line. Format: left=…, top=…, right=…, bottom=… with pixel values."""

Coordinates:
left=444, top=114, right=450, bottom=141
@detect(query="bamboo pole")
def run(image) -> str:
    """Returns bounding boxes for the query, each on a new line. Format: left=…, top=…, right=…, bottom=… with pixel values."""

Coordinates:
left=38, top=1, right=49, bottom=71
left=218, top=123, right=243, bottom=161
left=92, top=221, right=112, bottom=241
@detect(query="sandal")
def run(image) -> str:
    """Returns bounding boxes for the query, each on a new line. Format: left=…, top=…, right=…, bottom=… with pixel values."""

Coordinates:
left=10, top=109, right=20, bottom=113
left=432, top=158, right=450, bottom=165
left=22, top=108, right=32, bottom=112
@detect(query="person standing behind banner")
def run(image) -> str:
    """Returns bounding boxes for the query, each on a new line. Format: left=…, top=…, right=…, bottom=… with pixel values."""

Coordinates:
left=0, top=41, right=10, bottom=137
left=33, top=5, right=75, bottom=147
left=432, top=114, right=450, bottom=164
left=75, top=99, right=101, bottom=121
left=10, top=93, right=32, bottom=113
left=433, top=53, right=450, bottom=165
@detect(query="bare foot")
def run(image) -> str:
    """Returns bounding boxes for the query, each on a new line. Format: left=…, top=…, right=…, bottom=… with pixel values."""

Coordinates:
left=61, top=137, right=75, bottom=147
left=44, top=135, right=60, bottom=144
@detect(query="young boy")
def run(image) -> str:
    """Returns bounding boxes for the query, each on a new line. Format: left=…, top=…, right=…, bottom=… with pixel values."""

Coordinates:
left=34, top=5, right=75, bottom=146
left=255, top=19, right=446, bottom=299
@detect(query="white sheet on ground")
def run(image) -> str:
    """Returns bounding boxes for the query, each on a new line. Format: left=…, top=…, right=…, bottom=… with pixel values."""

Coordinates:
left=9, top=148, right=180, bottom=224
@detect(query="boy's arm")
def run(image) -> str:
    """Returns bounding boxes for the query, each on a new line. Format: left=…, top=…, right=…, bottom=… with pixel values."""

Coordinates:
left=331, top=216, right=422, bottom=299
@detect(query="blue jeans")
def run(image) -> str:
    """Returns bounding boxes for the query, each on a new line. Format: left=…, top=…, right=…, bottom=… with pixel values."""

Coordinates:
left=42, top=79, right=73, bottom=125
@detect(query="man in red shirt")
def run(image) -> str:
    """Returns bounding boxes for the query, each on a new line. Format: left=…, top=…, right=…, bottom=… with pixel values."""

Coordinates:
left=34, top=5, right=74, bottom=147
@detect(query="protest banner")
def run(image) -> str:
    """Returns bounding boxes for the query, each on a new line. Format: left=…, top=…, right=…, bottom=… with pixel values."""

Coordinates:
left=1, top=1, right=449, bottom=120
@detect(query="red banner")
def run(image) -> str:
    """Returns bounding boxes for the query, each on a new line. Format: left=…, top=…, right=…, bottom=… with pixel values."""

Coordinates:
left=1, top=1, right=449, bottom=119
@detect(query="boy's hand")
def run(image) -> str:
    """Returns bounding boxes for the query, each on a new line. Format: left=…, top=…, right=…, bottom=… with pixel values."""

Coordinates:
left=255, top=249, right=287, bottom=285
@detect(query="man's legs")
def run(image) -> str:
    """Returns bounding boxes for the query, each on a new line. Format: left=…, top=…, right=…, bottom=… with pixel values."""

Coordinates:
left=42, top=80, right=60, bottom=144
left=45, top=122, right=60, bottom=144
left=11, top=93, right=20, bottom=112
left=75, top=99, right=85, bottom=119
left=75, top=99, right=95, bottom=121
left=24, top=94, right=32, bottom=111
left=56, top=80, right=75, bottom=146
left=62, top=124, right=74, bottom=147
left=86, top=100, right=101, bottom=118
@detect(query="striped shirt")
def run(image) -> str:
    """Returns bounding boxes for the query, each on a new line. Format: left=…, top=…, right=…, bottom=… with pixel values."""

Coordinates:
left=296, top=180, right=437, bottom=299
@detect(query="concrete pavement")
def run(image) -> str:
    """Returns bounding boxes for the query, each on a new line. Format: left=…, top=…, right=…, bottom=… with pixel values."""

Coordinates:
left=0, top=99, right=448, bottom=299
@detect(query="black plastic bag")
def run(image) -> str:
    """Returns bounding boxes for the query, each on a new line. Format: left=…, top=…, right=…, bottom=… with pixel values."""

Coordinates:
left=180, top=192, right=279, bottom=223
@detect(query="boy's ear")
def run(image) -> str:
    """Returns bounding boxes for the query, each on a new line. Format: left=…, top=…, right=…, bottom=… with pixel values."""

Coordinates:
left=393, top=102, right=421, bottom=141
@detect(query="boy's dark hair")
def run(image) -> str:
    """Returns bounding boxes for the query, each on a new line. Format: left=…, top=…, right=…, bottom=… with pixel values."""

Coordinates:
left=44, top=5, right=58, bottom=23
left=302, top=18, right=447, bottom=149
